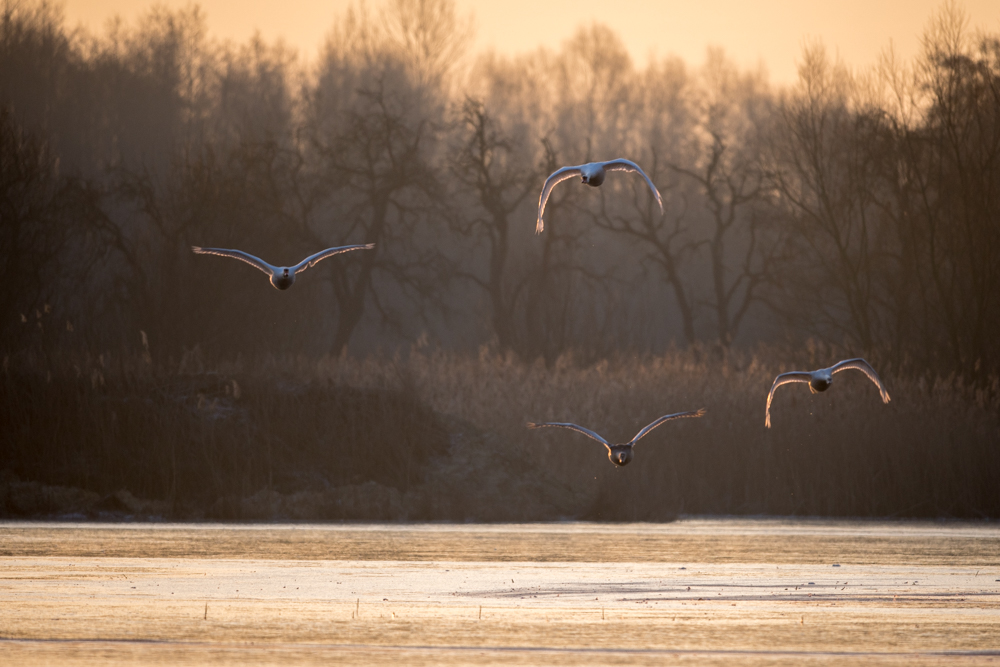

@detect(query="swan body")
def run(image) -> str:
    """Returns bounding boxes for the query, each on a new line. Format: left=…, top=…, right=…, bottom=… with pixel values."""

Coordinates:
left=527, top=409, right=705, bottom=466
left=191, top=244, right=374, bottom=290
left=765, top=358, right=891, bottom=428
left=535, top=159, right=664, bottom=233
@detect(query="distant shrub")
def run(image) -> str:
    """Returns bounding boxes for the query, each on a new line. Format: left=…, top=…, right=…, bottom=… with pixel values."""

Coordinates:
left=0, top=351, right=448, bottom=518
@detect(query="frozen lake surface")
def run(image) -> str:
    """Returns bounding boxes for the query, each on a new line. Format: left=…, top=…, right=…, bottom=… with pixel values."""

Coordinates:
left=1, top=519, right=998, bottom=665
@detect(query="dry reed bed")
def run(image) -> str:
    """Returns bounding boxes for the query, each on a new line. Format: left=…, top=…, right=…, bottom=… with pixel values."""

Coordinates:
left=309, top=345, right=999, bottom=519
left=1, top=344, right=998, bottom=520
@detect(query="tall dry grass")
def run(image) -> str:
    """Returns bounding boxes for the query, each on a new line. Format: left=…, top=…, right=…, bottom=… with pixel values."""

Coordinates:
left=313, top=341, right=1000, bottom=519
left=0, top=346, right=448, bottom=519
left=2, top=340, right=998, bottom=520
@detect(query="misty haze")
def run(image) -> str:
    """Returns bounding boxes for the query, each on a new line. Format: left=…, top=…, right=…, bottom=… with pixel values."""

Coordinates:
left=0, top=0, right=997, bottom=663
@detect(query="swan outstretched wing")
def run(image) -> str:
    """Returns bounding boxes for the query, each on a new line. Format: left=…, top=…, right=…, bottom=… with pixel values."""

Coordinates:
left=192, top=247, right=275, bottom=276
left=765, top=372, right=813, bottom=428
left=536, top=166, right=582, bottom=234
left=602, top=159, right=664, bottom=215
left=527, top=421, right=610, bottom=449
left=629, top=409, right=706, bottom=445
left=831, top=358, right=891, bottom=403
left=291, top=243, right=376, bottom=274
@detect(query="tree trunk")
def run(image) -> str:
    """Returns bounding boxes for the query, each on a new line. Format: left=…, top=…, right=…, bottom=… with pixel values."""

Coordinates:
left=330, top=197, right=386, bottom=356
left=487, top=210, right=513, bottom=351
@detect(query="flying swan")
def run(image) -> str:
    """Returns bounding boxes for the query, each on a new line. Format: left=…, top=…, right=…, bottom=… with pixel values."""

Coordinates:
left=535, top=159, right=664, bottom=233
left=765, top=358, right=891, bottom=428
left=191, top=244, right=375, bottom=290
left=527, top=409, right=705, bottom=467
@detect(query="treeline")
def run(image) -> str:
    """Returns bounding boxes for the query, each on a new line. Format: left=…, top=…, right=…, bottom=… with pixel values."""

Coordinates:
left=1, top=0, right=999, bottom=383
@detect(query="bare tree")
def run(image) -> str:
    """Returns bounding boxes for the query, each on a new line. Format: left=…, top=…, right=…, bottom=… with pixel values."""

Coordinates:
left=380, top=0, right=473, bottom=90
left=665, top=54, right=775, bottom=347
left=590, top=153, right=699, bottom=346
left=307, top=1, right=461, bottom=356
left=870, top=6, right=1000, bottom=378
left=0, top=107, right=65, bottom=347
left=448, top=97, right=535, bottom=352
left=763, top=44, right=885, bottom=353
left=668, top=135, right=771, bottom=347
left=518, top=138, right=608, bottom=362
left=547, top=24, right=634, bottom=159
left=320, top=85, right=444, bottom=356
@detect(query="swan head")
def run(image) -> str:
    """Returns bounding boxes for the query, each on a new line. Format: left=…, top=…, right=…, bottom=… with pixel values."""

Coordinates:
left=608, top=445, right=633, bottom=467
left=271, top=268, right=295, bottom=290
left=581, top=169, right=605, bottom=187
left=809, top=376, right=831, bottom=393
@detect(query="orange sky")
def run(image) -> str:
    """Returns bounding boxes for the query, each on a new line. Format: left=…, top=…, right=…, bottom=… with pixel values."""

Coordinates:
left=61, top=0, right=1000, bottom=85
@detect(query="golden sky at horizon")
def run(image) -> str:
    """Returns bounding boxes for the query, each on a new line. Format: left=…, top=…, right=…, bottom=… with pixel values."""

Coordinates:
left=60, top=0, right=1000, bottom=85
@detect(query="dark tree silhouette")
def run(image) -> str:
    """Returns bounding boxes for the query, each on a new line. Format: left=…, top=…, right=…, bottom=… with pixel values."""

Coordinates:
left=591, top=153, right=699, bottom=346
left=449, top=97, right=536, bottom=353
left=668, top=134, right=772, bottom=347
left=763, top=45, right=884, bottom=353
left=0, top=107, right=63, bottom=345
